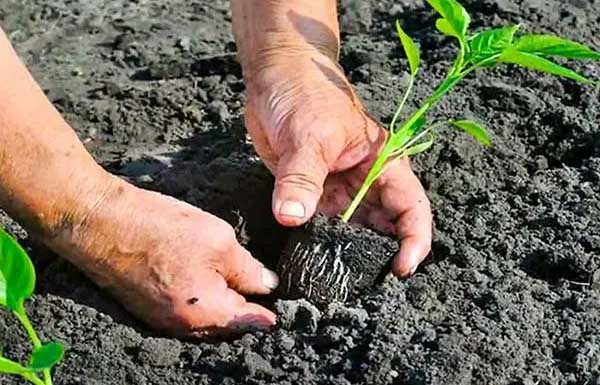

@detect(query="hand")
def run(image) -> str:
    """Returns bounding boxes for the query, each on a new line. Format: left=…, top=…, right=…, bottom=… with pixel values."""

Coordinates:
left=244, top=52, right=432, bottom=276
left=46, top=176, right=279, bottom=336
left=0, top=25, right=278, bottom=335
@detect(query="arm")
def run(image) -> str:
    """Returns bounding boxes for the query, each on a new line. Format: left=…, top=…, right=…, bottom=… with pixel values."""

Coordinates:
left=231, top=0, right=340, bottom=70
left=232, top=0, right=433, bottom=276
left=0, top=27, right=277, bottom=335
left=0, top=28, right=112, bottom=238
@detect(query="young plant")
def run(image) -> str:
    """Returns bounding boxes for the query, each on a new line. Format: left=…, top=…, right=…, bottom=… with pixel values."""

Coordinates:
left=0, top=227, right=64, bottom=385
left=341, top=0, right=600, bottom=222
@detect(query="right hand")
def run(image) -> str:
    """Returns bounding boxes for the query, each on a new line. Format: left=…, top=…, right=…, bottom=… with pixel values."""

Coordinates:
left=46, top=176, right=278, bottom=336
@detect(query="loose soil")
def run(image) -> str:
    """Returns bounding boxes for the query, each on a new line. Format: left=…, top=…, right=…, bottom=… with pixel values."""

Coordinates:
left=1, top=0, right=600, bottom=384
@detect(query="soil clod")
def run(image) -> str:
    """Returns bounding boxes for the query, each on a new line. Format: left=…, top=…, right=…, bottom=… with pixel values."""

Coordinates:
left=277, top=215, right=399, bottom=307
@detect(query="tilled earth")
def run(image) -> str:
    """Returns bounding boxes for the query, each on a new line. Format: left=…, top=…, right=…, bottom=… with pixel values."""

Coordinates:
left=1, top=0, right=600, bottom=384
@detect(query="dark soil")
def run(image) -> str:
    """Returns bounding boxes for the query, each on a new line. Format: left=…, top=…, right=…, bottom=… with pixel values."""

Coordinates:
left=277, top=215, right=398, bottom=307
left=1, top=0, right=600, bottom=384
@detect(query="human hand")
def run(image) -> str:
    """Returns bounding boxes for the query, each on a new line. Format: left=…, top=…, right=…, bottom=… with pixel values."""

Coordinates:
left=243, top=51, right=432, bottom=277
left=47, top=177, right=279, bottom=336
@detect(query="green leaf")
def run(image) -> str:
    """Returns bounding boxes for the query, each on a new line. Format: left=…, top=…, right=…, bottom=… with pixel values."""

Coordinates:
left=499, top=49, right=594, bottom=84
left=0, top=227, right=36, bottom=311
left=514, top=34, right=600, bottom=60
left=0, top=356, right=28, bottom=375
left=469, top=24, right=519, bottom=62
left=435, top=19, right=457, bottom=39
left=29, top=342, right=64, bottom=371
left=396, top=20, right=420, bottom=77
left=426, top=0, right=471, bottom=40
left=404, top=133, right=435, bottom=156
left=450, top=120, right=492, bottom=147
left=0, top=269, right=6, bottom=307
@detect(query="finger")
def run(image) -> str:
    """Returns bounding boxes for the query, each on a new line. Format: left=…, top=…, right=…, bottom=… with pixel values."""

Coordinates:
left=393, top=206, right=432, bottom=277
left=200, top=285, right=276, bottom=332
left=272, top=142, right=329, bottom=226
left=379, top=160, right=432, bottom=277
left=220, top=244, right=279, bottom=295
left=177, top=273, right=277, bottom=337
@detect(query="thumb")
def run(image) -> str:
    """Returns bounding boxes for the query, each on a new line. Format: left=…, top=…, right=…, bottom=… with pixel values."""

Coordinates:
left=220, top=244, right=280, bottom=295
left=272, top=143, right=329, bottom=226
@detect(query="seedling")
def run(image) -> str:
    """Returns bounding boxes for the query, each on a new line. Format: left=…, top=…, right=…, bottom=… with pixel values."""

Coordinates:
left=341, top=0, right=600, bottom=222
left=0, top=227, right=64, bottom=385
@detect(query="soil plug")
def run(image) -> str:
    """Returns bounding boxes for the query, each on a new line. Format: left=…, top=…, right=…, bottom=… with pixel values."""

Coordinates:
left=277, top=216, right=398, bottom=306
left=0, top=228, right=65, bottom=385
left=277, top=0, right=600, bottom=306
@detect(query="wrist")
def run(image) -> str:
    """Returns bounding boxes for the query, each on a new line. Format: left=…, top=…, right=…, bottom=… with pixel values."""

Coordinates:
left=231, top=0, right=340, bottom=81
left=0, top=149, right=116, bottom=243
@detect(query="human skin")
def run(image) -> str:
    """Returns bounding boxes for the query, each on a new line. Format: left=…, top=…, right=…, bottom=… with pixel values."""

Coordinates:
left=0, top=28, right=277, bottom=336
left=0, top=0, right=431, bottom=335
left=231, top=0, right=432, bottom=276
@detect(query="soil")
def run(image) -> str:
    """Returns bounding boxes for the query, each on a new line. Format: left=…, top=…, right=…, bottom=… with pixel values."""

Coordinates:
left=277, top=215, right=398, bottom=307
left=1, top=0, right=600, bottom=384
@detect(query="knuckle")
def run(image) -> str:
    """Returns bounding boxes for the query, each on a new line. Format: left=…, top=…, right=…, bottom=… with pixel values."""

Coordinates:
left=275, top=172, right=324, bottom=193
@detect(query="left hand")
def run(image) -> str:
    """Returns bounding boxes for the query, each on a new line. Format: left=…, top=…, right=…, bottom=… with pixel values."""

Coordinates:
left=243, top=51, right=432, bottom=277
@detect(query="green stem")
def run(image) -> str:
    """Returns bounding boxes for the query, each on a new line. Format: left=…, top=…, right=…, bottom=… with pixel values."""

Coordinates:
left=390, top=76, right=415, bottom=133
left=14, top=304, right=42, bottom=348
left=390, top=127, right=433, bottom=157
left=341, top=62, right=472, bottom=222
left=21, top=372, right=46, bottom=385
left=341, top=146, right=393, bottom=223
left=14, top=303, right=53, bottom=385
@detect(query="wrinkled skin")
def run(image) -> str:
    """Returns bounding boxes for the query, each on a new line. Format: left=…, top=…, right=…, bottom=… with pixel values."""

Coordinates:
left=47, top=178, right=278, bottom=336
left=0, top=0, right=432, bottom=337
left=244, top=51, right=432, bottom=277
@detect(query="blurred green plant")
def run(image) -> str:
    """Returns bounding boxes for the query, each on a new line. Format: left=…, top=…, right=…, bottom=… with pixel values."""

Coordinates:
left=0, top=227, right=64, bottom=385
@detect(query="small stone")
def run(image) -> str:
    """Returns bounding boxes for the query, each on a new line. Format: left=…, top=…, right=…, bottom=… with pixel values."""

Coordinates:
left=197, top=88, right=209, bottom=102
left=535, top=155, right=549, bottom=170
left=176, top=36, right=191, bottom=51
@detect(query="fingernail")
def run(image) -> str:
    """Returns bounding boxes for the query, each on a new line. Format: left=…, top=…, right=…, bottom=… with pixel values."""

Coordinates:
left=409, top=265, right=418, bottom=276
left=279, top=201, right=305, bottom=218
left=263, top=268, right=280, bottom=290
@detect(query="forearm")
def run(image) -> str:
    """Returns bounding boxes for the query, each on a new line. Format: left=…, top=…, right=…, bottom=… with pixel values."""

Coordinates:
left=0, top=28, right=112, bottom=238
left=231, top=0, right=340, bottom=75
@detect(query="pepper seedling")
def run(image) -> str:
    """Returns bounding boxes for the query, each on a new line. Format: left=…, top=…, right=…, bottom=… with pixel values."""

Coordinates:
left=341, top=0, right=600, bottom=222
left=0, top=227, right=64, bottom=385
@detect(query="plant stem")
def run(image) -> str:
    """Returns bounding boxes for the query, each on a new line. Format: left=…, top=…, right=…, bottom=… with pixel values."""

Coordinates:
left=390, top=76, right=415, bottom=133
left=341, top=145, right=394, bottom=223
left=14, top=302, right=53, bottom=385
left=341, top=63, right=472, bottom=222
left=14, top=304, right=42, bottom=348
left=22, top=372, right=46, bottom=385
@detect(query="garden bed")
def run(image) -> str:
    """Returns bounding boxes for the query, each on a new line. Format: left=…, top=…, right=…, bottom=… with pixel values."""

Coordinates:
left=1, top=0, right=600, bottom=384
